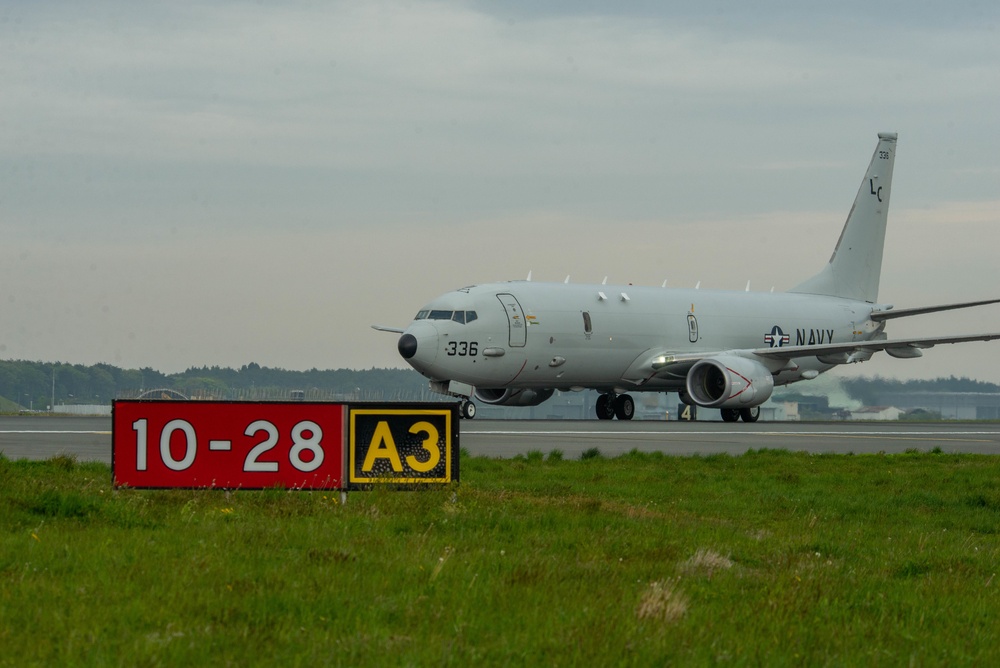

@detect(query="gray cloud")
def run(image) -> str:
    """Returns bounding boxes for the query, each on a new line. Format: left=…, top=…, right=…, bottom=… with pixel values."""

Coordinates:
left=2, top=1, right=999, bottom=379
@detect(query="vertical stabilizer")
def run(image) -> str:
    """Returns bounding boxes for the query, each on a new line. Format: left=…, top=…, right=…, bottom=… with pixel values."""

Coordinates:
left=790, top=132, right=897, bottom=303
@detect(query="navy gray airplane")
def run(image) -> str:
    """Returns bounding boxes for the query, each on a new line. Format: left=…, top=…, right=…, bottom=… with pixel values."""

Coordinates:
left=375, top=133, right=1000, bottom=420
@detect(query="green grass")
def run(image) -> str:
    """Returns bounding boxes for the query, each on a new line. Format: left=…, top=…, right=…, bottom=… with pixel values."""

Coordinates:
left=2, top=449, right=1000, bottom=666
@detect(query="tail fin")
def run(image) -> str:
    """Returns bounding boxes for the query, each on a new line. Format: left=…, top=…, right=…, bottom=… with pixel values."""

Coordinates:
left=790, top=132, right=897, bottom=303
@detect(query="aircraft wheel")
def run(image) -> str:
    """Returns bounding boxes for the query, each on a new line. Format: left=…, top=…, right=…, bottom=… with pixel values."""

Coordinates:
left=720, top=408, right=740, bottom=422
left=595, top=394, right=615, bottom=420
left=460, top=400, right=477, bottom=420
left=740, top=406, right=760, bottom=423
left=614, top=394, right=635, bottom=420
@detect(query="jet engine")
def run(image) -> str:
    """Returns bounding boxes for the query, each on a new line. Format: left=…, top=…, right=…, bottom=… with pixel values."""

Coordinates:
left=474, top=388, right=555, bottom=407
left=686, top=356, right=774, bottom=408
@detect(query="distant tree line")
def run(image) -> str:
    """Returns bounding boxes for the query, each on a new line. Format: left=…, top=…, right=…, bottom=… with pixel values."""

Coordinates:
left=0, top=360, right=427, bottom=410
left=1, top=359, right=998, bottom=411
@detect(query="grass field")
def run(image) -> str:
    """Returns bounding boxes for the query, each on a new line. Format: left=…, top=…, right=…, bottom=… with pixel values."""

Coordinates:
left=2, top=448, right=999, bottom=666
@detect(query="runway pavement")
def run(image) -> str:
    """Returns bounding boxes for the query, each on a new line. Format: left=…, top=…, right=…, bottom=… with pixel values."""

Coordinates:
left=0, top=415, right=112, bottom=463
left=2, top=415, right=1000, bottom=464
left=461, top=420, right=1000, bottom=458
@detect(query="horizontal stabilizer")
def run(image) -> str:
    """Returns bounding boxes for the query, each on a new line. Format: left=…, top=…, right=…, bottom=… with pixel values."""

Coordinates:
left=870, top=298, right=1000, bottom=322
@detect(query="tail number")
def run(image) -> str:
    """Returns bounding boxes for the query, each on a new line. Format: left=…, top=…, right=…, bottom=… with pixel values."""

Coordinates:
left=446, top=341, right=479, bottom=356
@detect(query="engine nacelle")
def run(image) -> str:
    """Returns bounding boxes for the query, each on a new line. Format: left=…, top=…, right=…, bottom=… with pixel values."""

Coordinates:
left=686, top=356, right=774, bottom=408
left=474, top=387, right=555, bottom=407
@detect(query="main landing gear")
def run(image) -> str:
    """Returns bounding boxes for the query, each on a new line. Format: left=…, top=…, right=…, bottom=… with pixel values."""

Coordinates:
left=720, top=406, right=760, bottom=423
left=596, top=393, right=635, bottom=420
left=595, top=394, right=761, bottom=422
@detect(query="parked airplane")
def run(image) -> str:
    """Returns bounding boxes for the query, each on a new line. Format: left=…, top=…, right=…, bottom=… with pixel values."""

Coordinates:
left=375, top=133, right=1000, bottom=420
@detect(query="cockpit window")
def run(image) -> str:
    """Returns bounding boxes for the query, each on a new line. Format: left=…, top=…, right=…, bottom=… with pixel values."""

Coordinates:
left=415, top=309, right=478, bottom=324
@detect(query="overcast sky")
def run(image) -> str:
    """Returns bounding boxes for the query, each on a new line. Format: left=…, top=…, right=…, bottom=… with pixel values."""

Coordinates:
left=2, top=1, right=999, bottom=383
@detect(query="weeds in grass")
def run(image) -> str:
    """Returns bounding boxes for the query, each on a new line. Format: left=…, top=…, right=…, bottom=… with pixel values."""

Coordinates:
left=636, top=579, right=688, bottom=624
left=679, top=548, right=734, bottom=578
left=47, top=453, right=78, bottom=471
left=525, top=450, right=545, bottom=464
left=28, top=488, right=99, bottom=519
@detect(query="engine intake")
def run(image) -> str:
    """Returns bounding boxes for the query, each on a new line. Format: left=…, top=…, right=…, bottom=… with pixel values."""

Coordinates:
left=686, top=356, right=774, bottom=408
left=474, top=388, right=555, bottom=407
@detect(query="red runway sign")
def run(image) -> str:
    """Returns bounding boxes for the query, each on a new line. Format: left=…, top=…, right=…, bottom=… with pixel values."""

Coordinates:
left=113, top=401, right=345, bottom=490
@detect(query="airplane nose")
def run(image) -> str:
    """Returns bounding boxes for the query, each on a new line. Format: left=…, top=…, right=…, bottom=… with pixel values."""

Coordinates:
left=397, top=322, right=439, bottom=372
left=398, top=333, right=418, bottom=359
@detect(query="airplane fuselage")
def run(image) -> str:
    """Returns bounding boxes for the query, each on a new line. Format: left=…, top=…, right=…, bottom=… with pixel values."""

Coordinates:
left=401, top=281, right=883, bottom=393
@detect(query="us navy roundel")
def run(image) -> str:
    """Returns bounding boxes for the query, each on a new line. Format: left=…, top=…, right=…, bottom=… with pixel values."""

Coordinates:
left=764, top=325, right=790, bottom=348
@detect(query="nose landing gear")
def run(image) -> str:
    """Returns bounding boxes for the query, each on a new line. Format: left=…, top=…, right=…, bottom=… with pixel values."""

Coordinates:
left=459, top=400, right=477, bottom=420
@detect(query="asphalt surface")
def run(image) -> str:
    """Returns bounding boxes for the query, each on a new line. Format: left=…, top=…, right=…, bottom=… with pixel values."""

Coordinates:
left=3, top=415, right=1000, bottom=463
left=462, top=419, right=1000, bottom=458
left=0, top=415, right=112, bottom=463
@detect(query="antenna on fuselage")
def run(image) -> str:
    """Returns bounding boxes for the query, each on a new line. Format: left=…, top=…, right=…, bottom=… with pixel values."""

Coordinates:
left=564, top=275, right=571, bottom=284
left=526, top=271, right=532, bottom=281
left=662, top=279, right=668, bottom=288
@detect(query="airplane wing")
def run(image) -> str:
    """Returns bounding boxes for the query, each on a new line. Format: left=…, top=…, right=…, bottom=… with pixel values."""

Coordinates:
left=623, top=332, right=1000, bottom=385
left=753, top=332, right=1000, bottom=363
left=870, top=298, right=1000, bottom=322
left=371, top=325, right=405, bottom=334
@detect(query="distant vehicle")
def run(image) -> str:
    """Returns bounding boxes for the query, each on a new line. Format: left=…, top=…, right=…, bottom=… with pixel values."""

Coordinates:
left=376, top=133, right=1000, bottom=421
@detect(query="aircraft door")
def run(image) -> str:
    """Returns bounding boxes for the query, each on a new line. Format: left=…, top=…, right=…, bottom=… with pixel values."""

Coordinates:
left=687, top=314, right=699, bottom=343
left=496, top=293, right=527, bottom=347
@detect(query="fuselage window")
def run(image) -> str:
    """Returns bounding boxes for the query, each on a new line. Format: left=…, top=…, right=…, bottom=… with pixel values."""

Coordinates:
left=465, top=311, right=478, bottom=323
left=452, top=311, right=466, bottom=324
left=582, top=311, right=593, bottom=334
left=429, top=310, right=453, bottom=320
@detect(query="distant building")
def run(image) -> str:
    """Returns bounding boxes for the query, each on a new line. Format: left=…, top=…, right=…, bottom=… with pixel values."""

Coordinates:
left=52, top=404, right=111, bottom=416
left=760, top=401, right=800, bottom=421
left=849, top=406, right=904, bottom=421
left=872, top=392, right=1000, bottom=420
